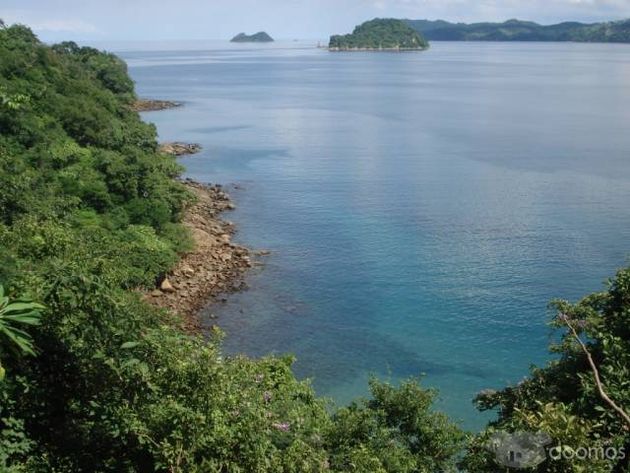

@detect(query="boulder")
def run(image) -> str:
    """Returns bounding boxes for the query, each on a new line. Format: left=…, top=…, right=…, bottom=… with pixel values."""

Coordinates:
left=160, top=278, right=176, bottom=293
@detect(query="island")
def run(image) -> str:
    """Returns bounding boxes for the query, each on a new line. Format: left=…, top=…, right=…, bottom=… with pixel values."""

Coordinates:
left=328, top=18, right=429, bottom=51
left=230, top=32, right=274, bottom=43
left=405, top=18, right=630, bottom=43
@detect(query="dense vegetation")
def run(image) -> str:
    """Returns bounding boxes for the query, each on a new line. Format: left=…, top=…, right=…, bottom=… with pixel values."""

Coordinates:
left=406, top=18, right=630, bottom=43
left=230, top=32, right=274, bottom=43
left=329, top=19, right=429, bottom=50
left=1, top=20, right=629, bottom=473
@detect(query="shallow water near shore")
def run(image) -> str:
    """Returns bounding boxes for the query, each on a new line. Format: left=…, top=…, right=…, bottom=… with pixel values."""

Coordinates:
left=119, top=41, right=630, bottom=430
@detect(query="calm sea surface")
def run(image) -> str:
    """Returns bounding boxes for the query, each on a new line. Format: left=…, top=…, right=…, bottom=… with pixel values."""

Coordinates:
left=119, top=41, right=630, bottom=429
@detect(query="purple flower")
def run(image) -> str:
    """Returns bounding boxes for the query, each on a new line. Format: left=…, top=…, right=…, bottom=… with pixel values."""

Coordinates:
left=575, top=319, right=589, bottom=329
left=272, top=422, right=291, bottom=432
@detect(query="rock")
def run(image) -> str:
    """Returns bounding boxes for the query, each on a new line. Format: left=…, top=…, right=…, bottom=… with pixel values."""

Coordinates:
left=255, top=250, right=271, bottom=256
left=160, top=278, right=176, bottom=293
left=226, top=203, right=236, bottom=210
left=131, top=99, right=181, bottom=112
left=151, top=289, right=163, bottom=297
left=181, top=264, right=195, bottom=277
left=159, top=142, right=202, bottom=157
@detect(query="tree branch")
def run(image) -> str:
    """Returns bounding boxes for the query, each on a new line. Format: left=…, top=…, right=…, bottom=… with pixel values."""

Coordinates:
left=563, top=317, right=630, bottom=429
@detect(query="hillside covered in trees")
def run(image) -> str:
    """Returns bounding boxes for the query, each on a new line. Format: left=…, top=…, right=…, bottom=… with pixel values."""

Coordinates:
left=1, top=19, right=629, bottom=473
left=406, top=18, right=630, bottom=43
left=329, top=19, right=429, bottom=51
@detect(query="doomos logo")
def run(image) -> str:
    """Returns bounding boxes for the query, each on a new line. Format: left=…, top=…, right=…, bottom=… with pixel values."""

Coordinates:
left=487, top=431, right=552, bottom=469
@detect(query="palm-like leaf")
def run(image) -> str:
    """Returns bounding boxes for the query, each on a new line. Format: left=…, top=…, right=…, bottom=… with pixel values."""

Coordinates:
left=0, top=284, right=44, bottom=359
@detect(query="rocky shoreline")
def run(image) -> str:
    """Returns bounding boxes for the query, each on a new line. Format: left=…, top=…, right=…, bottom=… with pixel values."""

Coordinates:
left=159, top=142, right=202, bottom=156
left=144, top=181, right=257, bottom=331
left=138, top=98, right=259, bottom=330
left=131, top=99, right=182, bottom=112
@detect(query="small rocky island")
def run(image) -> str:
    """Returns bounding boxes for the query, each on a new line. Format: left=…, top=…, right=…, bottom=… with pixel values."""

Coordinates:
left=329, top=18, right=429, bottom=51
left=230, top=32, right=274, bottom=43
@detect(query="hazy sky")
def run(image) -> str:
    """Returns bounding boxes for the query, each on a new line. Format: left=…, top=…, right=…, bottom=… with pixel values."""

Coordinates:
left=2, top=0, right=630, bottom=42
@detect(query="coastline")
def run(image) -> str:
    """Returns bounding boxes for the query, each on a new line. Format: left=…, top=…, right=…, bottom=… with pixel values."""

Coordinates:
left=136, top=100, right=256, bottom=330
left=144, top=180, right=254, bottom=331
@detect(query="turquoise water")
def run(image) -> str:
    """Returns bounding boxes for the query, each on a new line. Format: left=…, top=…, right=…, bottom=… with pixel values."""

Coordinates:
left=121, top=41, right=630, bottom=429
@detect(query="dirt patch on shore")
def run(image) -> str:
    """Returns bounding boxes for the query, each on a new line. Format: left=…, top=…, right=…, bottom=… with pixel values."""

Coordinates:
left=144, top=180, right=253, bottom=330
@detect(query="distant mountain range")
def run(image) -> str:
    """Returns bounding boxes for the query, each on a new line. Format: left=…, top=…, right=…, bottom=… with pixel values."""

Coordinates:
left=405, top=18, right=630, bottom=43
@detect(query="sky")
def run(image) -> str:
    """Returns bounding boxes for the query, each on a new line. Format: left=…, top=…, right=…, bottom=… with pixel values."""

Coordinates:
left=2, top=0, right=630, bottom=42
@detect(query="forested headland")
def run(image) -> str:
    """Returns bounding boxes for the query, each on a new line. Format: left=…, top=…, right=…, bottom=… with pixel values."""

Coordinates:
left=329, top=19, right=429, bottom=51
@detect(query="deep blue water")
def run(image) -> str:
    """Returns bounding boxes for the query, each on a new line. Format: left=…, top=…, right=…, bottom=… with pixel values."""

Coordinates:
left=120, top=41, right=630, bottom=429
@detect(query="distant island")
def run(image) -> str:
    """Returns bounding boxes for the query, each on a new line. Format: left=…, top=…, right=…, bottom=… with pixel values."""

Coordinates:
left=230, top=32, right=274, bottom=43
left=329, top=18, right=429, bottom=51
left=405, top=18, right=630, bottom=43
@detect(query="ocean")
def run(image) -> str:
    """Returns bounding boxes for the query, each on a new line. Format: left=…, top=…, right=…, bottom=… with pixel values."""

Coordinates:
left=120, top=40, right=630, bottom=429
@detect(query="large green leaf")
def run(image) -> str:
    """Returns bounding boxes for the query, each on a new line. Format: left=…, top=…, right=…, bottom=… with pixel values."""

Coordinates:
left=0, top=285, right=44, bottom=360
